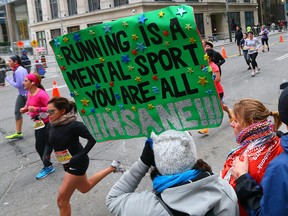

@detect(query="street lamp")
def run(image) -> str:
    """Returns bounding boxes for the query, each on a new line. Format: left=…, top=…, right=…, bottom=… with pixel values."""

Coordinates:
left=226, top=0, right=232, bottom=42
left=3, top=0, right=14, bottom=53
left=57, top=0, right=64, bottom=35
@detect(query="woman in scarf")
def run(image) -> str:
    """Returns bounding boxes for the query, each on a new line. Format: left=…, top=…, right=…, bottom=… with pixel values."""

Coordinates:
left=20, top=73, right=54, bottom=179
left=46, top=96, right=125, bottom=216
left=221, top=98, right=283, bottom=216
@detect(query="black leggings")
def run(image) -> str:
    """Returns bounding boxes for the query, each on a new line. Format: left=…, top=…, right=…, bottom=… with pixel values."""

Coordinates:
left=35, top=123, right=53, bottom=167
left=261, top=38, right=269, bottom=46
left=248, top=52, right=258, bottom=69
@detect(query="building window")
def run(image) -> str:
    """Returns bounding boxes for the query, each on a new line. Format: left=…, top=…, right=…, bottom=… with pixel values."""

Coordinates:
left=35, top=0, right=43, bottom=22
left=88, top=0, right=100, bottom=11
left=50, top=0, right=58, bottom=19
left=36, top=31, right=47, bottom=52
left=229, top=12, right=240, bottom=32
left=229, top=0, right=236, bottom=2
left=87, top=22, right=102, bottom=27
left=245, top=11, right=254, bottom=27
left=114, top=0, right=129, bottom=7
left=67, top=26, right=80, bottom=33
left=68, top=0, right=77, bottom=15
left=194, top=13, right=205, bottom=37
left=51, top=29, right=61, bottom=39
left=244, top=0, right=250, bottom=2
left=185, top=0, right=198, bottom=2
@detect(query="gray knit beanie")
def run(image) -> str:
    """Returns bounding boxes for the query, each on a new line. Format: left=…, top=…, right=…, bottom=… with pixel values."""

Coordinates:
left=152, top=130, right=197, bottom=175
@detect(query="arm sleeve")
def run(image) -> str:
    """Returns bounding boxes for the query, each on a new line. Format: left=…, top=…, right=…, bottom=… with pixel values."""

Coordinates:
left=69, top=122, right=96, bottom=165
left=5, top=70, right=26, bottom=89
left=37, top=91, right=50, bottom=112
left=259, top=157, right=288, bottom=216
left=106, top=159, right=160, bottom=215
left=235, top=173, right=262, bottom=214
left=216, top=53, right=225, bottom=67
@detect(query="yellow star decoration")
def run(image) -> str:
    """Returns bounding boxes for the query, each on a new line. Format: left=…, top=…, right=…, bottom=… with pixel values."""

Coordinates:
left=57, top=55, right=63, bottom=60
left=158, top=11, right=165, bottom=18
left=189, top=37, right=196, bottom=43
left=122, top=21, right=128, bottom=28
left=198, top=76, right=209, bottom=86
left=81, top=98, right=90, bottom=106
left=63, top=37, right=69, bottom=43
left=135, top=76, right=142, bottom=82
left=164, top=41, right=170, bottom=47
left=128, top=65, right=134, bottom=71
left=132, top=34, right=138, bottom=40
left=73, top=91, right=79, bottom=96
left=89, top=30, right=95, bottom=35
left=99, top=57, right=105, bottom=63
left=148, top=104, right=154, bottom=110
left=187, top=68, right=193, bottom=74
left=204, top=54, right=209, bottom=61
left=185, top=24, right=192, bottom=30
left=106, top=108, right=111, bottom=113
left=131, top=106, right=137, bottom=111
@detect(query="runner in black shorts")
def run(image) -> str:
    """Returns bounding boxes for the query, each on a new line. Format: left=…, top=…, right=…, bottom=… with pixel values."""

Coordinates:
left=46, top=97, right=125, bottom=216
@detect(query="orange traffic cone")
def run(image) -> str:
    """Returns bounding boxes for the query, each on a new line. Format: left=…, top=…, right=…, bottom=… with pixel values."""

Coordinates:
left=52, top=81, right=60, bottom=97
left=221, top=46, right=227, bottom=58
left=279, top=34, right=283, bottom=42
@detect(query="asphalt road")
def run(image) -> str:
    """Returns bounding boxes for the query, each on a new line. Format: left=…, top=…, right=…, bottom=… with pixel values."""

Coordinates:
left=0, top=31, right=287, bottom=216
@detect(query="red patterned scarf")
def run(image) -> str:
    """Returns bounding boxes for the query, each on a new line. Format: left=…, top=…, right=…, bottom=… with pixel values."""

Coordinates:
left=221, top=120, right=283, bottom=216
left=222, top=120, right=283, bottom=188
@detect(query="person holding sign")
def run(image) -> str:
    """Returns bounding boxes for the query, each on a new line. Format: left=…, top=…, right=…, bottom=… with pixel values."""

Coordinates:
left=221, top=98, right=283, bottom=216
left=46, top=96, right=125, bottom=216
left=244, top=32, right=261, bottom=77
left=107, top=130, right=239, bottom=216
left=20, top=73, right=55, bottom=179
left=5, top=55, right=28, bottom=140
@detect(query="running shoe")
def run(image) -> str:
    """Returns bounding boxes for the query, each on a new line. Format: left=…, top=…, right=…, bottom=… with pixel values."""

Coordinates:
left=36, top=166, right=55, bottom=180
left=247, top=67, right=252, bottom=70
left=5, top=132, right=23, bottom=139
left=251, top=71, right=255, bottom=77
left=198, top=128, right=209, bottom=135
left=111, top=160, right=126, bottom=173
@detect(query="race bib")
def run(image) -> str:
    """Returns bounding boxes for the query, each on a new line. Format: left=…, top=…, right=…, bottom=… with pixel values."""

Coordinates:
left=33, top=119, right=45, bottom=130
left=55, top=149, right=72, bottom=164
left=250, top=46, right=255, bottom=51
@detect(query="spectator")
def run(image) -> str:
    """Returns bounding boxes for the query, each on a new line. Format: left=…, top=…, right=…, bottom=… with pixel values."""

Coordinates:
left=231, top=83, right=288, bottom=216
left=0, top=56, right=6, bottom=87
left=271, top=22, right=276, bottom=32
left=21, top=50, right=31, bottom=73
left=221, top=98, right=283, bottom=216
left=235, top=26, right=243, bottom=56
left=107, top=130, right=240, bottom=216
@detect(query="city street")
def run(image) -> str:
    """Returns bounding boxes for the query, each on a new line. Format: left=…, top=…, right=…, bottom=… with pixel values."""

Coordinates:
left=0, top=31, right=287, bottom=216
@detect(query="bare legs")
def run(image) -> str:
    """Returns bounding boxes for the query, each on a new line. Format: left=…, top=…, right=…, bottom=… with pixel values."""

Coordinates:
left=57, top=166, right=116, bottom=216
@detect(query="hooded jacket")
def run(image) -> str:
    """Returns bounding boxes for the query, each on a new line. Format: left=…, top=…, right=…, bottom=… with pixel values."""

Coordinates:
left=235, top=134, right=288, bottom=216
left=106, top=159, right=239, bottom=216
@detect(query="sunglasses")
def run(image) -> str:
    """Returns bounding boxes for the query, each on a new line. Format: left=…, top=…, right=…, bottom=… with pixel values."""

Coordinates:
left=46, top=109, right=55, bottom=115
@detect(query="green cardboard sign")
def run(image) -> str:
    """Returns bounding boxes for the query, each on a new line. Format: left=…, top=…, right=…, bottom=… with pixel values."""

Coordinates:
left=50, top=5, right=223, bottom=142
